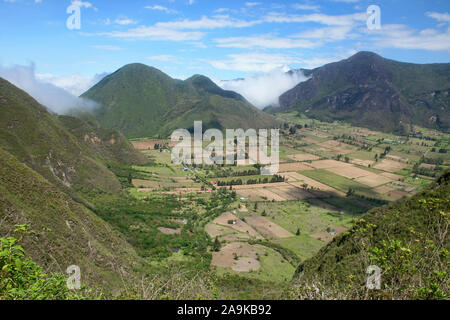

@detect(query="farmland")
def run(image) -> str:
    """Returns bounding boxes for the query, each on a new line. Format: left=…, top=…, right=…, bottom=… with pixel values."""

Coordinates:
left=108, top=114, right=449, bottom=296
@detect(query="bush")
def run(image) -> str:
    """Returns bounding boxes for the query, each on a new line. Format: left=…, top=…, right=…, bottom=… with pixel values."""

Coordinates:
left=0, top=236, right=85, bottom=300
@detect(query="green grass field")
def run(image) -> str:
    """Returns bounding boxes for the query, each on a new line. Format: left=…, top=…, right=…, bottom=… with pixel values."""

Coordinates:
left=300, top=169, right=382, bottom=198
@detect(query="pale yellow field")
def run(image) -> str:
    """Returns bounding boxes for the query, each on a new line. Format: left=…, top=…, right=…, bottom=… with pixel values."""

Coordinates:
left=213, top=212, right=263, bottom=239
left=245, top=216, right=294, bottom=239
left=287, top=153, right=320, bottom=161
left=374, top=159, right=408, bottom=172
left=211, top=242, right=264, bottom=272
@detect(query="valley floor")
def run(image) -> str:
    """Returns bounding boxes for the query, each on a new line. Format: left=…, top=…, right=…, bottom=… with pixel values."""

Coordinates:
left=112, top=116, right=449, bottom=298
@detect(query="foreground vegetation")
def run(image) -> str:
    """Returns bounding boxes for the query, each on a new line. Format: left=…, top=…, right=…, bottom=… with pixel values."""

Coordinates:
left=289, top=171, right=449, bottom=300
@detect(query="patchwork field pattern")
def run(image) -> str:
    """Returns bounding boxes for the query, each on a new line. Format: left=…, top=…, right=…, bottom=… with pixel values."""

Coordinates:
left=124, top=118, right=445, bottom=288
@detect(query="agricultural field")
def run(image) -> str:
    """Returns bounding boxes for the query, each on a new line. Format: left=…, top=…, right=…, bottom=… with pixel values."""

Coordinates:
left=112, top=115, right=449, bottom=294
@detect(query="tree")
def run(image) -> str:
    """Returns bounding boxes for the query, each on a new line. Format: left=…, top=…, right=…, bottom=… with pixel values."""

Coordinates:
left=213, top=237, right=221, bottom=252
left=346, top=188, right=354, bottom=197
left=127, top=172, right=132, bottom=184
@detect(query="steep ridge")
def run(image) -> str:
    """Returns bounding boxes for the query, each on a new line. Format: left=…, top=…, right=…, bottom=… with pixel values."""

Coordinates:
left=277, top=52, right=450, bottom=133
left=0, top=147, right=141, bottom=291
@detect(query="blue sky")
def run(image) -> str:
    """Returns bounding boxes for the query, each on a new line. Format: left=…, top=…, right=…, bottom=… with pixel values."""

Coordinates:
left=0, top=0, right=449, bottom=96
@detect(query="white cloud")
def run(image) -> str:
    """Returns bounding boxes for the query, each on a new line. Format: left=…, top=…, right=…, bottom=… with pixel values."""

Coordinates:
left=155, top=15, right=262, bottom=29
left=0, top=63, right=101, bottom=114
left=426, top=12, right=450, bottom=23
left=208, top=52, right=303, bottom=73
left=71, top=1, right=97, bottom=11
left=36, top=72, right=107, bottom=96
left=213, top=25, right=357, bottom=50
left=214, top=8, right=230, bottom=13
left=245, top=2, right=261, bottom=7
left=215, top=67, right=309, bottom=108
left=214, top=34, right=320, bottom=49
left=102, top=15, right=263, bottom=42
left=103, top=26, right=204, bottom=41
left=145, top=5, right=178, bottom=14
left=114, top=18, right=138, bottom=25
left=293, top=25, right=356, bottom=41
left=298, top=50, right=357, bottom=69
left=366, top=24, right=450, bottom=51
left=291, top=4, right=320, bottom=11
left=264, top=12, right=366, bottom=26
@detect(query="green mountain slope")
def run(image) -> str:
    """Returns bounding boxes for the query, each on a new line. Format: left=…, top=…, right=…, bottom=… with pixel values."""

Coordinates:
left=0, top=77, right=155, bottom=290
left=291, top=171, right=449, bottom=299
left=0, top=77, right=146, bottom=195
left=58, top=114, right=148, bottom=166
left=0, top=147, right=141, bottom=291
left=81, top=63, right=279, bottom=138
left=277, top=52, right=450, bottom=133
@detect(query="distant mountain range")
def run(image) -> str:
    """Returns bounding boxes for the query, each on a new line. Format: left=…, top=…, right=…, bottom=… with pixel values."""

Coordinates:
left=81, top=63, right=279, bottom=138
left=271, top=51, right=450, bottom=133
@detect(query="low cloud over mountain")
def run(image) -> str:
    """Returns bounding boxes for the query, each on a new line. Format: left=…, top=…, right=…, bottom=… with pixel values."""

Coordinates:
left=215, top=66, right=309, bottom=108
left=0, top=63, right=100, bottom=114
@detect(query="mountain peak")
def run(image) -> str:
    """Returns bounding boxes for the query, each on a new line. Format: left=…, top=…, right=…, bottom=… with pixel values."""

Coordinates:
left=185, top=74, right=246, bottom=101
left=114, top=63, right=171, bottom=78
left=345, top=51, right=384, bottom=64
left=278, top=52, right=450, bottom=132
left=81, top=65, right=278, bottom=138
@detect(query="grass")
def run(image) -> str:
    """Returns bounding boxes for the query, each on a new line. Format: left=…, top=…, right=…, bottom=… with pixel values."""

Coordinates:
left=0, top=148, right=141, bottom=292
left=279, top=145, right=303, bottom=160
left=272, top=235, right=324, bottom=262
left=301, top=169, right=382, bottom=199
left=291, top=171, right=450, bottom=300
left=347, top=150, right=377, bottom=161
left=250, top=201, right=354, bottom=235
left=141, top=149, right=173, bottom=163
